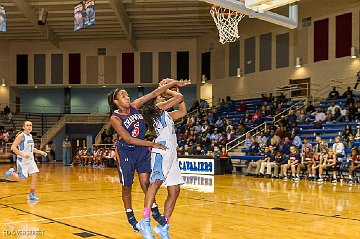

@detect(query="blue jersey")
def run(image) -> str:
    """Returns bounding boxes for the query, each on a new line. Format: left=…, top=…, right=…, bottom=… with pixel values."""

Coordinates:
left=111, top=105, right=146, bottom=146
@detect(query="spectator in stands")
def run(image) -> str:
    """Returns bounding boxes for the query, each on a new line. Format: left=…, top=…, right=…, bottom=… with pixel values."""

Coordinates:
left=219, top=99, right=226, bottom=109
left=328, top=101, right=340, bottom=115
left=244, top=132, right=252, bottom=148
left=220, top=147, right=229, bottom=157
left=348, top=148, right=360, bottom=184
left=201, top=120, right=210, bottom=133
left=268, top=93, right=274, bottom=103
left=225, top=96, right=234, bottom=109
left=299, top=147, right=314, bottom=180
left=355, top=127, right=360, bottom=141
left=326, top=109, right=334, bottom=122
left=200, top=133, right=211, bottom=152
left=248, top=138, right=260, bottom=156
left=259, top=146, right=276, bottom=177
left=274, top=103, right=283, bottom=115
left=215, top=116, right=224, bottom=128
left=193, top=145, right=205, bottom=155
left=296, top=109, right=307, bottom=124
left=235, top=123, right=246, bottom=136
left=218, top=132, right=227, bottom=145
left=256, top=131, right=267, bottom=145
left=291, top=133, right=302, bottom=148
left=206, top=112, right=215, bottom=126
left=277, top=92, right=286, bottom=104
left=348, top=102, right=358, bottom=121
left=189, top=100, right=200, bottom=112
left=199, top=99, right=208, bottom=109
left=354, top=71, right=360, bottom=90
left=280, top=137, right=292, bottom=155
left=244, top=111, right=252, bottom=124
left=183, top=144, right=192, bottom=156
left=226, top=126, right=235, bottom=142
left=287, top=110, right=297, bottom=127
left=261, top=93, right=268, bottom=102
left=327, top=86, right=340, bottom=100
left=332, top=136, right=345, bottom=158
left=313, top=108, right=326, bottom=124
left=305, top=101, right=315, bottom=114
left=340, top=106, right=349, bottom=123
left=251, top=110, right=262, bottom=125
left=209, top=128, right=219, bottom=141
left=301, top=138, right=312, bottom=155
left=342, top=124, right=354, bottom=148
left=193, top=121, right=202, bottom=135
left=343, top=86, right=353, bottom=99
left=333, top=107, right=343, bottom=122
left=236, top=101, right=248, bottom=112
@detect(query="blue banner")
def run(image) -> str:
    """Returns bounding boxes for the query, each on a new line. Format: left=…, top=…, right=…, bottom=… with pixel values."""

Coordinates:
left=84, top=0, right=95, bottom=28
left=74, top=2, right=84, bottom=32
left=0, top=5, right=6, bottom=32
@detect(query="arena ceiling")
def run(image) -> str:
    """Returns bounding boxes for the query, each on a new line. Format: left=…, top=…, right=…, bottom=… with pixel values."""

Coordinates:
left=0, top=0, right=358, bottom=49
left=0, top=0, right=217, bottom=48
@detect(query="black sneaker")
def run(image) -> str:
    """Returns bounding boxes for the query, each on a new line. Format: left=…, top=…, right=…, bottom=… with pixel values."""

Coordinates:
left=152, top=208, right=166, bottom=226
left=126, top=211, right=140, bottom=232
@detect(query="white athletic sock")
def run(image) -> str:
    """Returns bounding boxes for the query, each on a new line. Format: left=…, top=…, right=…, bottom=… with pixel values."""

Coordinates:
left=126, top=208, right=133, bottom=213
left=349, top=175, right=352, bottom=179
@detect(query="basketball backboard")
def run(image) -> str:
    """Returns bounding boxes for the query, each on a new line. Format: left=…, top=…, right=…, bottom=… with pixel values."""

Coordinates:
left=201, top=0, right=299, bottom=29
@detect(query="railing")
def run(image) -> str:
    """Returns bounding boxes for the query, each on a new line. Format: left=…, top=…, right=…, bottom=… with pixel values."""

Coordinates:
left=226, top=122, right=268, bottom=152
left=272, top=98, right=307, bottom=123
left=95, top=122, right=111, bottom=144
left=225, top=98, right=307, bottom=152
left=40, top=114, right=108, bottom=149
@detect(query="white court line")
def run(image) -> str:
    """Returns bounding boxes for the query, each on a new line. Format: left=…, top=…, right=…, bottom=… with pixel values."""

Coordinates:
left=1, top=194, right=283, bottom=225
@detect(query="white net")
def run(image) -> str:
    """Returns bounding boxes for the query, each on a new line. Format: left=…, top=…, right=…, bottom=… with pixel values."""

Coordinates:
left=210, top=6, right=245, bottom=44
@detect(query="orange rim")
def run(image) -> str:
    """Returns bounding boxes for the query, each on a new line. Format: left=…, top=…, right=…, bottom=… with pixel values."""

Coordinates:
left=210, top=5, right=242, bottom=16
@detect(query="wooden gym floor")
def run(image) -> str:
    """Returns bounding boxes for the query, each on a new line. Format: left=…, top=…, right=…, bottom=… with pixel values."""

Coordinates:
left=1, top=163, right=360, bottom=239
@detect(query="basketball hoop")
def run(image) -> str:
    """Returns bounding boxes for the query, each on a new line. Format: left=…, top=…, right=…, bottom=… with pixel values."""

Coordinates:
left=210, top=5, right=245, bottom=44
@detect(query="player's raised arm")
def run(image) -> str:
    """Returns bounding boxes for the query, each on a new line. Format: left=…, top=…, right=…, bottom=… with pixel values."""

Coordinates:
left=132, top=79, right=191, bottom=109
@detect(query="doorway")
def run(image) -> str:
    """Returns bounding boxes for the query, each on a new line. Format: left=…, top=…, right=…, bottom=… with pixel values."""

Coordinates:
left=289, top=78, right=310, bottom=97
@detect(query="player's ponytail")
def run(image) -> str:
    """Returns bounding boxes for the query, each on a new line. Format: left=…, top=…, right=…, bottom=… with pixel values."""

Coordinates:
left=141, top=98, right=160, bottom=133
left=107, top=89, right=119, bottom=118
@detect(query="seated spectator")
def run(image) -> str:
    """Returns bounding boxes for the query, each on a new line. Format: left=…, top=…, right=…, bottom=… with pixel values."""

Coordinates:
left=251, top=110, right=262, bottom=125
left=268, top=93, right=274, bottom=102
left=342, top=124, right=354, bottom=148
left=193, top=122, right=202, bottom=135
left=256, top=131, right=267, bottom=145
left=236, top=101, right=248, bottom=112
left=212, top=146, right=221, bottom=157
left=296, top=109, right=307, bottom=124
left=189, top=100, right=200, bottom=112
left=326, top=110, right=334, bottom=122
left=343, top=86, right=353, bottom=99
left=327, top=86, right=340, bottom=100
left=225, top=96, right=234, bottom=109
left=355, top=127, right=360, bottom=141
left=261, top=93, right=268, bottom=102
left=345, top=94, right=355, bottom=106
left=209, top=128, right=219, bottom=141
left=280, top=137, right=292, bottom=156
left=332, top=136, right=345, bottom=158
left=183, top=144, right=193, bottom=156
left=248, top=138, right=260, bottom=156
left=201, top=120, right=210, bottom=133
left=244, top=132, right=252, bottom=148
left=313, top=108, right=326, bottom=123
left=259, top=146, right=276, bottom=177
left=215, top=116, right=224, bottom=128
left=287, top=110, right=297, bottom=126
left=206, top=112, right=215, bottom=125
left=333, top=107, right=343, bottom=122
left=220, top=147, right=229, bottom=157
left=226, top=127, right=235, bottom=142
left=328, top=101, right=340, bottom=115
left=235, top=123, right=246, bottom=136
left=305, top=101, right=315, bottom=114
left=291, top=134, right=302, bottom=148
left=193, top=145, right=205, bottom=155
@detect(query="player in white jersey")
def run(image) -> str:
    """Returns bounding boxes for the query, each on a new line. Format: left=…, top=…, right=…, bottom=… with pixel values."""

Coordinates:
left=137, top=79, right=188, bottom=239
left=4, top=121, right=47, bottom=201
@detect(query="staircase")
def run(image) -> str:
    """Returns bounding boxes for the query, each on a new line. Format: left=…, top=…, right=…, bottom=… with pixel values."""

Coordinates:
left=40, top=114, right=108, bottom=149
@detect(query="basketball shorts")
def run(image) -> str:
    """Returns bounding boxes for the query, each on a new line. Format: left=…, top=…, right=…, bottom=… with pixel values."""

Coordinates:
left=17, top=156, right=39, bottom=179
left=115, top=142, right=151, bottom=187
left=150, top=141, right=184, bottom=187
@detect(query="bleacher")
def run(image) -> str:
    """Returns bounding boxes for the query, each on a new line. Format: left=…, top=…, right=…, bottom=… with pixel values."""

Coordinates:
left=226, top=95, right=359, bottom=174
